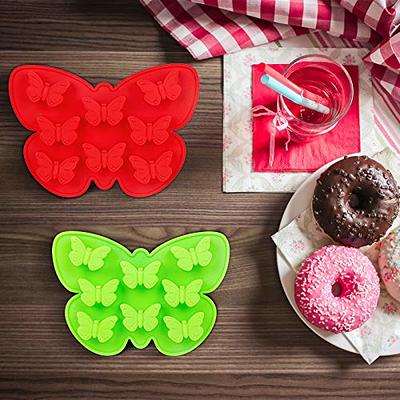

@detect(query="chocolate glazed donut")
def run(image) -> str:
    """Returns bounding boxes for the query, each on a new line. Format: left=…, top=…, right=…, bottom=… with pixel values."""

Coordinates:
left=312, top=155, right=400, bottom=248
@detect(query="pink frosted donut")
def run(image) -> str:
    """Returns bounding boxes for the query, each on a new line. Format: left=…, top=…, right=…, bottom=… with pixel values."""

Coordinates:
left=379, top=226, right=400, bottom=302
left=295, top=245, right=380, bottom=333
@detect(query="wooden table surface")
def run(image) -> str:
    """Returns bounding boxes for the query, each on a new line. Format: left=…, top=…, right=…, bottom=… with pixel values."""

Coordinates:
left=1, top=1, right=399, bottom=399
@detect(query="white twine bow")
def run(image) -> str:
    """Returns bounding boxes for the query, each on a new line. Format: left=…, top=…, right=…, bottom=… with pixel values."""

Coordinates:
left=252, top=105, right=290, bottom=167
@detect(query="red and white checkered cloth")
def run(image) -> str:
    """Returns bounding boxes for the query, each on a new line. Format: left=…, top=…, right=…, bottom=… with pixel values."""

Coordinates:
left=140, top=0, right=400, bottom=102
left=191, top=0, right=380, bottom=41
left=364, top=32, right=400, bottom=101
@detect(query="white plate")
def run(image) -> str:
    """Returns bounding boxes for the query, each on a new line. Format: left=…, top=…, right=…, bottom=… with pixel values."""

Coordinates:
left=277, top=157, right=397, bottom=356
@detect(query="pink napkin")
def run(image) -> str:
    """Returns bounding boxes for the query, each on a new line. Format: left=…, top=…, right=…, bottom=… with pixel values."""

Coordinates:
left=252, top=64, right=360, bottom=172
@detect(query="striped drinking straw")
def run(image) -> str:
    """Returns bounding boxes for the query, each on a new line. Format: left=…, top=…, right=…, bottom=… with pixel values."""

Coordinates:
left=259, top=63, right=331, bottom=115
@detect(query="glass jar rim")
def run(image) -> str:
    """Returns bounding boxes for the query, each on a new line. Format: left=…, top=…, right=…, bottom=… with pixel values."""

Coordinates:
left=279, top=54, right=354, bottom=128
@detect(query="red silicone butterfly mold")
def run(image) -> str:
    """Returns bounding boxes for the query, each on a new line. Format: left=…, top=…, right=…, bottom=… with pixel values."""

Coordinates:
left=9, top=64, right=199, bottom=197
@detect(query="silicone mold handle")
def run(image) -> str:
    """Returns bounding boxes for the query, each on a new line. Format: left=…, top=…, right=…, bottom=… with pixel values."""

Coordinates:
left=52, top=231, right=230, bottom=356
left=9, top=64, right=199, bottom=197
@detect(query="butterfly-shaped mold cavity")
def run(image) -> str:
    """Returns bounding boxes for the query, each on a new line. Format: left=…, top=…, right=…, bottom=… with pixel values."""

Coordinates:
left=163, top=312, right=204, bottom=343
left=69, top=236, right=111, bottom=271
left=82, top=96, right=126, bottom=126
left=37, top=115, right=80, bottom=146
left=82, top=142, right=126, bottom=173
left=78, top=278, right=119, bottom=307
left=171, top=237, right=212, bottom=271
left=120, top=303, right=161, bottom=332
left=52, top=230, right=230, bottom=356
left=129, top=151, right=173, bottom=185
left=9, top=64, right=199, bottom=197
left=162, top=279, right=203, bottom=307
left=137, top=70, right=181, bottom=106
left=76, top=312, right=118, bottom=343
left=35, top=152, right=79, bottom=185
left=128, top=115, right=171, bottom=146
left=120, top=260, right=160, bottom=289
left=26, top=71, right=70, bottom=107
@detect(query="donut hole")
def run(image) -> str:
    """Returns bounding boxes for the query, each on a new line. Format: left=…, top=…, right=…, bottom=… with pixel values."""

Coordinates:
left=332, top=273, right=360, bottom=298
left=348, top=188, right=376, bottom=211
left=331, top=281, right=342, bottom=297
left=349, top=192, right=361, bottom=209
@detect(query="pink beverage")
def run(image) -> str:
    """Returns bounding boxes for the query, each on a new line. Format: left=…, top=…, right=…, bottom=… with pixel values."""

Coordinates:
left=277, top=55, right=354, bottom=142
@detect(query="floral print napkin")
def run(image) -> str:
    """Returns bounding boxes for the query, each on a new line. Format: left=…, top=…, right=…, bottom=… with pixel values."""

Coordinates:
left=272, top=147, right=400, bottom=363
left=223, top=45, right=386, bottom=192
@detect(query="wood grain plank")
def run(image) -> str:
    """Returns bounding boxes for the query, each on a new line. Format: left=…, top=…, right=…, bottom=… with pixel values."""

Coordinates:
left=1, top=372, right=398, bottom=400
left=0, top=0, right=182, bottom=53
left=0, top=51, right=290, bottom=226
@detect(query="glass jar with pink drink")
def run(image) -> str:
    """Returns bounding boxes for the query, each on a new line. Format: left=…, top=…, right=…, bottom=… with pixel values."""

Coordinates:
left=277, top=54, right=354, bottom=143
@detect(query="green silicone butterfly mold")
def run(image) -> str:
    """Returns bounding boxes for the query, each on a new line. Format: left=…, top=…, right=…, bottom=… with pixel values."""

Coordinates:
left=52, top=231, right=230, bottom=356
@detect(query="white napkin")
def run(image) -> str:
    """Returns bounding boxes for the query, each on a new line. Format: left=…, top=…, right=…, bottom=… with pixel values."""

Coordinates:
left=272, top=147, right=400, bottom=363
